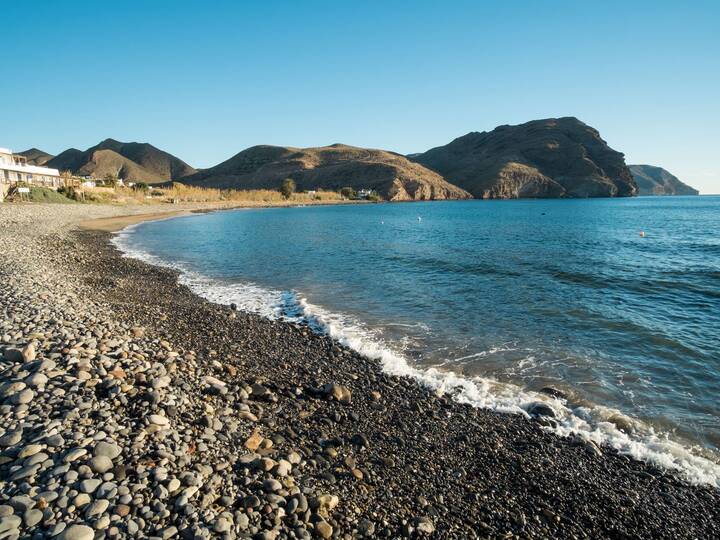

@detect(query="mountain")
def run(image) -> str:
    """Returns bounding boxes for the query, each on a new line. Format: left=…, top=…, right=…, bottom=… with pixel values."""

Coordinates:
left=46, top=139, right=196, bottom=183
left=629, top=165, right=699, bottom=196
left=411, top=117, right=638, bottom=199
left=181, top=144, right=472, bottom=201
left=18, top=148, right=54, bottom=166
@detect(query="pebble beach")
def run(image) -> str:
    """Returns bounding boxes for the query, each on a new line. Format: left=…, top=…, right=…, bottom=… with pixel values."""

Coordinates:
left=1, top=203, right=719, bottom=539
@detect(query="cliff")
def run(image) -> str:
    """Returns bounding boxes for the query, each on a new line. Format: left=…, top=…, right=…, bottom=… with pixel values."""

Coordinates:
left=412, top=117, right=637, bottom=199
left=629, top=165, right=699, bottom=196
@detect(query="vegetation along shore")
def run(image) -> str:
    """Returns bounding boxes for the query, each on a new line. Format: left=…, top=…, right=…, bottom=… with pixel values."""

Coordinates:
left=0, top=203, right=718, bottom=539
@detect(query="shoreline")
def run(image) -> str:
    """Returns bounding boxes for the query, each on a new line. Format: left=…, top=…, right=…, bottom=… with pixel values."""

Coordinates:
left=1, top=204, right=719, bottom=538
left=108, top=202, right=720, bottom=485
left=78, top=199, right=370, bottom=233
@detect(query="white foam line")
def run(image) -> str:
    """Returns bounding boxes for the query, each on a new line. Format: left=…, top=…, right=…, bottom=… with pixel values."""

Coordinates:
left=112, top=225, right=720, bottom=488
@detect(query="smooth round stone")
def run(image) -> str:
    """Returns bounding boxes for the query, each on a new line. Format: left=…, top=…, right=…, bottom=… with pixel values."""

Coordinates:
left=23, top=508, right=43, bottom=528
left=213, top=518, right=231, bottom=533
left=316, top=521, right=333, bottom=539
left=49, top=522, right=67, bottom=537
left=25, top=373, right=48, bottom=387
left=8, top=496, right=34, bottom=513
left=74, top=493, right=91, bottom=507
left=93, top=442, right=121, bottom=460
left=45, top=434, right=65, bottom=447
left=86, top=499, right=109, bottom=517
left=89, top=455, right=113, bottom=474
left=0, top=515, right=22, bottom=533
left=80, top=479, right=102, bottom=493
left=64, top=448, right=87, bottom=463
left=166, top=478, right=181, bottom=493
left=59, top=524, right=94, bottom=540
left=12, top=389, right=35, bottom=405
left=94, top=515, right=111, bottom=530
left=159, top=526, right=178, bottom=539
left=0, top=431, right=22, bottom=447
left=37, top=490, right=58, bottom=503
left=25, top=452, right=49, bottom=467
left=17, top=444, right=43, bottom=458
left=114, top=504, right=130, bottom=517
left=147, top=415, right=169, bottom=426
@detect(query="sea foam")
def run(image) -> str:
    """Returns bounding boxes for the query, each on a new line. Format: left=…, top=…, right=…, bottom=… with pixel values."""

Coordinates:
left=112, top=224, right=720, bottom=488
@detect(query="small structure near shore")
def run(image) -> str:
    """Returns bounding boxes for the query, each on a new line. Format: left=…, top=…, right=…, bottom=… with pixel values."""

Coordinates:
left=0, top=147, right=62, bottom=201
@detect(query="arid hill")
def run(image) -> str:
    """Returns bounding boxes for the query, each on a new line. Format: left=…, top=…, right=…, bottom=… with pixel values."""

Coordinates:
left=629, top=165, right=699, bottom=196
left=17, top=148, right=54, bottom=166
left=46, top=139, right=196, bottom=183
left=411, top=117, right=638, bottom=199
left=181, top=144, right=472, bottom=201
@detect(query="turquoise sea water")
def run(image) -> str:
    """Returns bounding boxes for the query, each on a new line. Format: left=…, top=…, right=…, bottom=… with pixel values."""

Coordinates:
left=116, top=197, right=720, bottom=485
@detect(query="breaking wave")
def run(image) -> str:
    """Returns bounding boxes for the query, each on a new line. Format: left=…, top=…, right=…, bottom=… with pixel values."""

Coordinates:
left=113, top=224, right=720, bottom=488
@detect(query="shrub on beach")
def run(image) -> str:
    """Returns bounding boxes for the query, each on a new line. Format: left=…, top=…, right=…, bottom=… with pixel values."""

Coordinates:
left=280, top=178, right=296, bottom=199
left=340, top=187, right=356, bottom=199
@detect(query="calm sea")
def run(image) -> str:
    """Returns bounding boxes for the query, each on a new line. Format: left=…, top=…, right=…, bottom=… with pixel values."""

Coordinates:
left=115, top=197, right=720, bottom=486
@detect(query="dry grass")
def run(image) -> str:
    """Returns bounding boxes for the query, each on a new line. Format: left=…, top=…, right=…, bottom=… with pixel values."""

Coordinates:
left=162, top=183, right=342, bottom=203
left=63, top=183, right=345, bottom=206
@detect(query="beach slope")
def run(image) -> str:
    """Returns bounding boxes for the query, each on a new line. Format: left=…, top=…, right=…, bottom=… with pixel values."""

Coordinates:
left=0, top=203, right=718, bottom=539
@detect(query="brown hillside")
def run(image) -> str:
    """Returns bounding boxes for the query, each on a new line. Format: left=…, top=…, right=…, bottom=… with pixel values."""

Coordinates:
left=46, top=139, right=195, bottom=182
left=412, top=117, right=638, bottom=199
left=629, top=165, right=699, bottom=196
left=17, top=148, right=54, bottom=166
left=182, top=144, right=472, bottom=201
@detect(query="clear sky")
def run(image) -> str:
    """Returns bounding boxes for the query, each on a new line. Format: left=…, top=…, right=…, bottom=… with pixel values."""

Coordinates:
left=2, top=0, right=719, bottom=193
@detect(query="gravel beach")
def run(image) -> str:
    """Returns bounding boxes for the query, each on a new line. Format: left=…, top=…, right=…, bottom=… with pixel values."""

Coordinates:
left=1, top=203, right=719, bottom=539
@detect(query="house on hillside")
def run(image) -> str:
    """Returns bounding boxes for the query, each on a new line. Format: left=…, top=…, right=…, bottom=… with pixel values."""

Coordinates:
left=0, top=147, right=62, bottom=189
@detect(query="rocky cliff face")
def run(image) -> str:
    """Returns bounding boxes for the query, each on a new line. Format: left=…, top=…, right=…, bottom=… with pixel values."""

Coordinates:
left=47, top=139, right=196, bottom=183
left=629, top=165, right=699, bottom=196
left=181, top=144, right=472, bottom=201
left=411, top=117, right=637, bottom=199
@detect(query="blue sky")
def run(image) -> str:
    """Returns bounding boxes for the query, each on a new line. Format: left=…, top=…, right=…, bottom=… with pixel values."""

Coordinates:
left=2, top=0, right=719, bottom=193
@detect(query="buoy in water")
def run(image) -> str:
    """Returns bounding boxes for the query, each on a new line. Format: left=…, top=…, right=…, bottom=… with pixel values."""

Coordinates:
left=639, top=231, right=646, bottom=237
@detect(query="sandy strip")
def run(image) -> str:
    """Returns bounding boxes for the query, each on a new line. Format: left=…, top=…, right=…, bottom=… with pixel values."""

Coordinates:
left=79, top=209, right=200, bottom=232
left=78, top=199, right=367, bottom=233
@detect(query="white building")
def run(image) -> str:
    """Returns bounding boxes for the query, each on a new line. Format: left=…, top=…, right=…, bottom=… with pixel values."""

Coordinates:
left=0, top=147, right=61, bottom=188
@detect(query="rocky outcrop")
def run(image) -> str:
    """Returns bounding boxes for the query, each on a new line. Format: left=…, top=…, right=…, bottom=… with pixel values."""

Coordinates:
left=411, top=117, right=638, bottom=199
left=629, top=165, right=699, bottom=196
left=181, top=144, right=471, bottom=201
left=47, top=139, right=196, bottom=183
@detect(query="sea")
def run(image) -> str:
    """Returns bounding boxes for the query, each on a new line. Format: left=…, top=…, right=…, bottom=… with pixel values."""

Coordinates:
left=113, top=196, right=720, bottom=486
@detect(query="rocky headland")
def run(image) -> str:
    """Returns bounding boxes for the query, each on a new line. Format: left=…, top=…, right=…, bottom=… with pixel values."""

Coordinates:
left=629, top=165, right=699, bottom=196
left=411, top=117, right=638, bottom=199
left=1, top=203, right=718, bottom=540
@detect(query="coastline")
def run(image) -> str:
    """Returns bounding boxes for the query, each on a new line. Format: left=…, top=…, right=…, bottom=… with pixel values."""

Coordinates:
left=78, top=199, right=368, bottom=233
left=1, top=204, right=719, bottom=538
